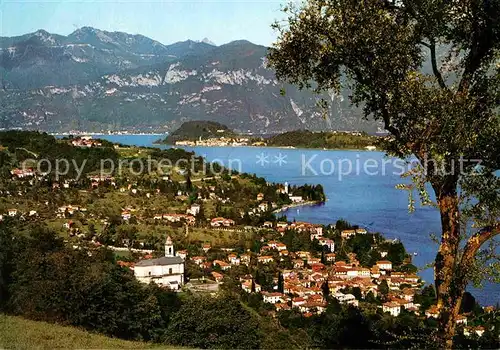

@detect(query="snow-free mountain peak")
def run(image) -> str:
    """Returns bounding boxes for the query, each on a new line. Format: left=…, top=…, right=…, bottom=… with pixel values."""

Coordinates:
left=201, top=37, right=216, bottom=46
left=0, top=27, right=379, bottom=133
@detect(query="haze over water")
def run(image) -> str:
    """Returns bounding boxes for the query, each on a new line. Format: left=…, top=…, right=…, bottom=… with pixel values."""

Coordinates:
left=96, top=134, right=498, bottom=306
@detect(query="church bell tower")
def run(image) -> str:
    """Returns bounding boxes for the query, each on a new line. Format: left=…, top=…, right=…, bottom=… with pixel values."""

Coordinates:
left=165, top=236, right=174, bottom=257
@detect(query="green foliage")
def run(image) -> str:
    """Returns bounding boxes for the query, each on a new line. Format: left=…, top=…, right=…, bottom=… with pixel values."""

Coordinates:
left=0, top=223, right=175, bottom=342
left=0, top=131, right=119, bottom=179
left=386, top=241, right=407, bottom=267
left=414, top=285, right=437, bottom=312
left=335, top=219, right=352, bottom=231
left=267, top=130, right=378, bottom=149
left=166, top=294, right=260, bottom=349
left=281, top=229, right=321, bottom=253
left=378, top=280, right=389, bottom=297
left=277, top=271, right=284, bottom=294
left=289, top=184, right=326, bottom=202
left=399, top=263, right=418, bottom=274
left=309, top=305, right=373, bottom=348
left=163, top=121, right=236, bottom=144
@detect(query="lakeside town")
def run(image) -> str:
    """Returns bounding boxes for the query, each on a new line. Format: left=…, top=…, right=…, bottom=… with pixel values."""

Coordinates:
left=161, top=121, right=380, bottom=150
left=0, top=132, right=495, bottom=345
left=1, top=0, right=499, bottom=347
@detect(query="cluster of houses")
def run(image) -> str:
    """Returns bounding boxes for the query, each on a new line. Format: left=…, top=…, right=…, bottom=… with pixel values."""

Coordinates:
left=151, top=213, right=196, bottom=225
left=69, top=136, right=103, bottom=148
left=423, top=305, right=487, bottom=336
left=340, top=228, right=368, bottom=238
left=177, top=235, right=488, bottom=333
left=174, top=137, right=252, bottom=147
left=7, top=163, right=300, bottom=234
left=58, top=205, right=86, bottom=217
left=88, top=175, right=116, bottom=188
left=210, top=217, right=236, bottom=227
left=10, top=168, right=36, bottom=179
left=251, top=188, right=306, bottom=217
left=276, top=220, right=325, bottom=237
left=0, top=208, right=38, bottom=221
left=163, top=224, right=424, bottom=318
left=5, top=156, right=494, bottom=338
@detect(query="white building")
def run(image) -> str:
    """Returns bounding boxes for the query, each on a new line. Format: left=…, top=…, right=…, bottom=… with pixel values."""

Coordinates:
left=383, top=302, right=401, bottom=317
left=134, top=236, right=185, bottom=290
left=334, top=292, right=358, bottom=307
left=318, top=238, right=335, bottom=252
left=377, top=260, right=393, bottom=271
left=187, top=204, right=201, bottom=216
left=289, top=195, right=304, bottom=203
left=262, top=292, right=285, bottom=304
left=341, top=230, right=356, bottom=239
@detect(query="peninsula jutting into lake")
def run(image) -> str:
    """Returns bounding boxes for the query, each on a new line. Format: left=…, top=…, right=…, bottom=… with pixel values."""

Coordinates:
left=159, top=120, right=380, bottom=150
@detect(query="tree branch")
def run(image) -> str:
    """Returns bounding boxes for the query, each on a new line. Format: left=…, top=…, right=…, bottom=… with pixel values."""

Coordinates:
left=429, top=39, right=448, bottom=90
left=380, top=99, right=401, bottom=139
left=459, top=223, right=500, bottom=272
left=420, top=41, right=431, bottom=49
left=457, top=3, right=496, bottom=94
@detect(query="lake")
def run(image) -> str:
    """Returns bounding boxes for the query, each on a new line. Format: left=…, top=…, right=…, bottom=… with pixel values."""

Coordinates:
left=94, top=134, right=498, bottom=305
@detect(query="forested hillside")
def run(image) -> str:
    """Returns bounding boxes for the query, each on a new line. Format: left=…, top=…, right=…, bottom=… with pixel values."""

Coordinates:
left=267, top=130, right=379, bottom=149
left=163, top=121, right=236, bottom=143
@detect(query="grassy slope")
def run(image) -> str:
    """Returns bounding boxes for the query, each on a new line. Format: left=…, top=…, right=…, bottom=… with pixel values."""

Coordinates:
left=0, top=315, right=179, bottom=349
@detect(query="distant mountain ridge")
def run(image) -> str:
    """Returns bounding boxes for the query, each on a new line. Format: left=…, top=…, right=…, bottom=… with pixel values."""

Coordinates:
left=0, top=27, right=216, bottom=90
left=0, top=27, right=380, bottom=133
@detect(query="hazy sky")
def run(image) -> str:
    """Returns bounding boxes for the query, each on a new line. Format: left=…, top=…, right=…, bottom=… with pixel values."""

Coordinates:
left=0, top=0, right=290, bottom=46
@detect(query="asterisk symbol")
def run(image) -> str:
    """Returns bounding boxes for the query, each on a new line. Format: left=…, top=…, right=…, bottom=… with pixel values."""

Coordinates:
left=273, top=153, right=287, bottom=166
left=256, top=152, right=269, bottom=166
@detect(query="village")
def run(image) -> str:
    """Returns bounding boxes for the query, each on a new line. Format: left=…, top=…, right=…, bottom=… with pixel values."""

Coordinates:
left=0, top=138, right=492, bottom=341
left=174, top=137, right=256, bottom=147
left=173, top=136, right=270, bottom=147
left=115, top=222, right=487, bottom=338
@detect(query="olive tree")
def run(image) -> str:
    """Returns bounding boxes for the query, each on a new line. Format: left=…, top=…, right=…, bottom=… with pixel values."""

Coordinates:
left=268, top=0, right=500, bottom=347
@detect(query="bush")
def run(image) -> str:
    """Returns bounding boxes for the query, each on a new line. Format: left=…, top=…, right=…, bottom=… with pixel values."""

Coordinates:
left=166, top=293, right=261, bottom=349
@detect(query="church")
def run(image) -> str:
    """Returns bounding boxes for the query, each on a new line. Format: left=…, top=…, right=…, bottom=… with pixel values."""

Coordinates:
left=134, top=236, right=185, bottom=290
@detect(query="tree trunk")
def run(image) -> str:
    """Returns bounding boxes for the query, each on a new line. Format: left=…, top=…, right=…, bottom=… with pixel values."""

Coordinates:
left=433, top=182, right=463, bottom=349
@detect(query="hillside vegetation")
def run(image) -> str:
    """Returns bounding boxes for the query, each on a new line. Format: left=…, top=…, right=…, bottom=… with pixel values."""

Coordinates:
left=267, top=130, right=379, bottom=149
left=163, top=120, right=236, bottom=144
left=0, top=315, right=175, bottom=349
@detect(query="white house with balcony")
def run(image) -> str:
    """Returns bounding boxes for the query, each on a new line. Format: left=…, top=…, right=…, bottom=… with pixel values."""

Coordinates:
left=134, top=236, right=185, bottom=290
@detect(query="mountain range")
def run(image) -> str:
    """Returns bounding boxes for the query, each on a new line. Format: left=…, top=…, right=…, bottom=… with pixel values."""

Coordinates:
left=0, top=27, right=379, bottom=133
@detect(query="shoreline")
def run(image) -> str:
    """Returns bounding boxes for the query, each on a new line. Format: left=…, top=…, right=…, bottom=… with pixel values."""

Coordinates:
left=273, top=200, right=323, bottom=214
left=51, top=132, right=166, bottom=136
left=157, top=143, right=379, bottom=152
left=45, top=133, right=379, bottom=152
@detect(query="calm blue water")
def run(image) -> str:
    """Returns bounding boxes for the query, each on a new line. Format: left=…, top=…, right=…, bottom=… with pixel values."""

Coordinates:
left=94, top=134, right=498, bottom=305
